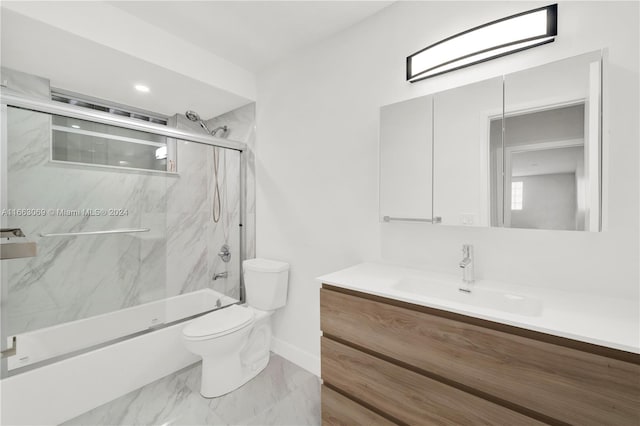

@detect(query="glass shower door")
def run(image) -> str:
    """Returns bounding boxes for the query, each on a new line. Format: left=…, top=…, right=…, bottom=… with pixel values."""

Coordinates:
left=1, top=102, right=244, bottom=379
left=0, top=105, right=171, bottom=376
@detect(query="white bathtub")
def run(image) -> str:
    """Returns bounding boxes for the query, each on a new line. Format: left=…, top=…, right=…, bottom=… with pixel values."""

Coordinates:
left=0, top=289, right=237, bottom=425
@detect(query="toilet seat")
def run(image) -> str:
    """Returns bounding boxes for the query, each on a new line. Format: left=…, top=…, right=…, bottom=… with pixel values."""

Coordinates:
left=183, top=305, right=254, bottom=341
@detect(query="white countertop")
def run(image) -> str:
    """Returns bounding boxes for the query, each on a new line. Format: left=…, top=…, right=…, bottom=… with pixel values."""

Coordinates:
left=317, top=262, right=640, bottom=354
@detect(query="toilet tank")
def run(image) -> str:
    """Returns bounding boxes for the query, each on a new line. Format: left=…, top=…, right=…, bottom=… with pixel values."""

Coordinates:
left=243, top=258, right=289, bottom=310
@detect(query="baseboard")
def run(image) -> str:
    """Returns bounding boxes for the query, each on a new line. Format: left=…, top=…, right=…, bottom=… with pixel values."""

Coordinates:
left=271, top=337, right=320, bottom=377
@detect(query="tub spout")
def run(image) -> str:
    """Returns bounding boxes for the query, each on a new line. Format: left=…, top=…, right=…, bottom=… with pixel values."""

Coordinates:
left=213, top=272, right=228, bottom=280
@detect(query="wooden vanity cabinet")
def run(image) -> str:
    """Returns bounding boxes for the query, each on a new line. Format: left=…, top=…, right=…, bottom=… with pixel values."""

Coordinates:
left=320, top=285, right=640, bottom=426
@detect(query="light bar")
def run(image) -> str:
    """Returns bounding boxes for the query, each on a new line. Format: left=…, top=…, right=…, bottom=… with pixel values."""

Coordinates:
left=407, top=4, right=557, bottom=82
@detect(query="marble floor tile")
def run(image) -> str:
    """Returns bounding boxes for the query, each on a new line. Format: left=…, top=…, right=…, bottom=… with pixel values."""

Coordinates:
left=63, top=354, right=320, bottom=426
left=245, top=375, right=321, bottom=426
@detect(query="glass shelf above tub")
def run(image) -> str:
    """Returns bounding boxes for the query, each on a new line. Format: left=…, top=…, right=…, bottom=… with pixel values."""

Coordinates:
left=51, top=115, right=177, bottom=174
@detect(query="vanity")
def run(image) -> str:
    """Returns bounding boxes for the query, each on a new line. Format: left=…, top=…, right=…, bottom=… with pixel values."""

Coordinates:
left=318, top=263, right=640, bottom=425
left=318, top=48, right=639, bottom=425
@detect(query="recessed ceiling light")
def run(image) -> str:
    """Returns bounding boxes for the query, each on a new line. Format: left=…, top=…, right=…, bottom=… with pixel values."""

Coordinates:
left=134, top=84, right=150, bottom=93
left=155, top=146, right=167, bottom=160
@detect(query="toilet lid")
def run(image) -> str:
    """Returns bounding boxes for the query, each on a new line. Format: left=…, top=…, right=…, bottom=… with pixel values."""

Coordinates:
left=183, top=305, right=254, bottom=339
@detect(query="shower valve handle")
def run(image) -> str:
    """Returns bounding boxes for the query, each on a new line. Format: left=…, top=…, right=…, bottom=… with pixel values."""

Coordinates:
left=218, top=244, right=231, bottom=263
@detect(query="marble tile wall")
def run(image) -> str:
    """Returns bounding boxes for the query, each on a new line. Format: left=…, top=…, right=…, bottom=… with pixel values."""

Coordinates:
left=172, top=102, right=257, bottom=299
left=164, top=135, right=243, bottom=301
left=205, top=103, right=257, bottom=261
left=2, top=69, right=254, bottom=337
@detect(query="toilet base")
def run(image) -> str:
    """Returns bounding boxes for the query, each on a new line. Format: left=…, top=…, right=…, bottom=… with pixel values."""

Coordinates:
left=196, top=311, right=273, bottom=398
left=200, top=350, right=270, bottom=398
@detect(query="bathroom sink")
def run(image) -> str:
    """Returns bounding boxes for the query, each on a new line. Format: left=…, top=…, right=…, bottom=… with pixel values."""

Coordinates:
left=393, top=278, right=543, bottom=317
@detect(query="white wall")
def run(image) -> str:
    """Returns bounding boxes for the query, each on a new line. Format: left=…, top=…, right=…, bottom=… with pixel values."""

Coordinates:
left=256, top=1, right=639, bottom=373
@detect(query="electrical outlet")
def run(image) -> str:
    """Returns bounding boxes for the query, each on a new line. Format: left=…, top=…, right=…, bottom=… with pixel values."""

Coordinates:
left=460, top=214, right=476, bottom=225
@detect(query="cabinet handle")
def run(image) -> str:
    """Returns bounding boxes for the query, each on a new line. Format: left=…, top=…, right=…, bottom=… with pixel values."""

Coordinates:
left=383, top=216, right=442, bottom=224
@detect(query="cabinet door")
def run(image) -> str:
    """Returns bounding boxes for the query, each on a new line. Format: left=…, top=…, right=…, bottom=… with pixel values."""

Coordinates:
left=322, top=337, right=543, bottom=425
left=503, top=51, right=602, bottom=231
left=433, top=77, right=503, bottom=226
left=379, top=95, right=433, bottom=221
left=321, top=386, right=395, bottom=426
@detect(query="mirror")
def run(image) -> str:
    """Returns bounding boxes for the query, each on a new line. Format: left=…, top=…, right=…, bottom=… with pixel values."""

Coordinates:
left=501, top=52, right=602, bottom=231
left=379, top=51, right=602, bottom=231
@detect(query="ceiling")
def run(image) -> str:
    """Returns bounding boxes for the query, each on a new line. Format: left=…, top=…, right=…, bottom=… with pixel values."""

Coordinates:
left=1, top=1, right=393, bottom=119
left=109, top=1, right=393, bottom=73
left=1, top=8, right=249, bottom=119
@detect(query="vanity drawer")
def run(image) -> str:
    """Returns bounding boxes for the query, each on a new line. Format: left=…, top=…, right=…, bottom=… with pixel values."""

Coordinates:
left=320, top=287, right=640, bottom=425
left=321, top=385, right=395, bottom=426
left=322, top=337, right=543, bottom=425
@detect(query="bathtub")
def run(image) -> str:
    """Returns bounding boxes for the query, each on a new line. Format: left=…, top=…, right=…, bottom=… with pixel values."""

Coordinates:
left=0, top=289, right=237, bottom=425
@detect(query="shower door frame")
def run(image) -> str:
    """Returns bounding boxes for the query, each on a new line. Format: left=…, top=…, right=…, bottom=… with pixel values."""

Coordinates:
left=0, top=90, right=248, bottom=376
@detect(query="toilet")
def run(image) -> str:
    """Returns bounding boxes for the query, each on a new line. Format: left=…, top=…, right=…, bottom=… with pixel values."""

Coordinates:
left=182, top=258, right=289, bottom=398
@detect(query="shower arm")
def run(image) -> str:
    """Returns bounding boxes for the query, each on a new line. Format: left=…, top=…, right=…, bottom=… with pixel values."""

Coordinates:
left=210, top=126, right=228, bottom=137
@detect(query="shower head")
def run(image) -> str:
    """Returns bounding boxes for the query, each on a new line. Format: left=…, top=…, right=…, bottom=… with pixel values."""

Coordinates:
left=185, top=110, right=212, bottom=134
left=185, top=110, right=200, bottom=122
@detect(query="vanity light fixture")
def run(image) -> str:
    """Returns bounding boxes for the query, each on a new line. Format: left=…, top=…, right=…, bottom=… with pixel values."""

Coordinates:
left=134, top=84, right=150, bottom=93
left=407, top=4, right=558, bottom=82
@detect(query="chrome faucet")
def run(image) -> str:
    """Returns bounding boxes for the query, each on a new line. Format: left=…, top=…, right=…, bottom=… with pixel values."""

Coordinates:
left=459, top=244, right=474, bottom=292
left=213, top=272, right=228, bottom=280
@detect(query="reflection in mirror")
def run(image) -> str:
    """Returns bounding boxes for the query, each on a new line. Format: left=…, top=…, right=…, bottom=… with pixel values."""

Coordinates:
left=498, top=51, right=602, bottom=231
left=510, top=146, right=584, bottom=230
left=503, top=105, right=585, bottom=230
